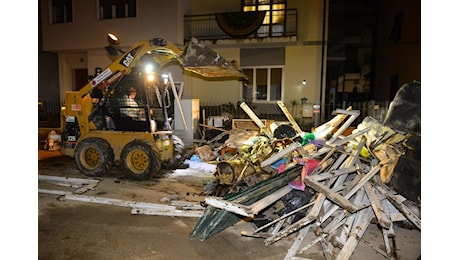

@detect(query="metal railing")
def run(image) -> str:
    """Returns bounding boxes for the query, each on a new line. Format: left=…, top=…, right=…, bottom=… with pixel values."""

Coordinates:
left=201, top=100, right=391, bottom=130
left=184, top=9, right=297, bottom=41
left=38, top=99, right=391, bottom=131
left=38, top=101, right=62, bottom=128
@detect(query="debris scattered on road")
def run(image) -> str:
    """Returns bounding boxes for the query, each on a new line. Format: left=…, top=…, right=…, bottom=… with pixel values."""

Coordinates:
left=186, top=95, right=420, bottom=260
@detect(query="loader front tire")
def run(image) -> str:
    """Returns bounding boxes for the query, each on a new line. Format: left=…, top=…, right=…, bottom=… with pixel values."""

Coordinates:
left=120, top=140, right=161, bottom=181
left=163, top=135, right=185, bottom=169
left=75, top=138, right=114, bottom=177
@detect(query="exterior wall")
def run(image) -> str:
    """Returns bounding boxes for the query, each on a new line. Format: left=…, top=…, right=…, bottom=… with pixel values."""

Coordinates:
left=186, top=0, right=326, bottom=107
left=40, top=0, right=326, bottom=114
left=285, top=45, right=322, bottom=106
left=58, top=53, right=87, bottom=101
left=289, top=0, right=324, bottom=42
left=188, top=0, right=240, bottom=14
left=41, top=0, right=186, bottom=52
left=87, top=49, right=110, bottom=78
left=373, top=0, right=421, bottom=100
left=40, top=0, right=189, bottom=103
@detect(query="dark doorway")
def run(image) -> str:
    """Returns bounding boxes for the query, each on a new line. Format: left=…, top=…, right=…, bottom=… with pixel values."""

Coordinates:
left=74, top=68, right=88, bottom=91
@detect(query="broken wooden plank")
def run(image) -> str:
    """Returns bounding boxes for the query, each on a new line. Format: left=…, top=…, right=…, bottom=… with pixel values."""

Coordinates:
left=64, top=194, right=178, bottom=209
left=310, top=166, right=357, bottom=182
left=364, top=182, right=392, bottom=229
left=372, top=181, right=421, bottom=230
left=313, top=106, right=352, bottom=139
left=381, top=198, right=396, bottom=256
left=252, top=201, right=314, bottom=234
left=62, top=194, right=203, bottom=217
left=284, top=225, right=311, bottom=259
left=73, top=182, right=99, bottom=194
left=277, top=101, right=303, bottom=134
left=38, top=188, right=71, bottom=195
left=336, top=188, right=367, bottom=246
left=316, top=149, right=359, bottom=217
left=272, top=217, right=290, bottom=235
left=304, top=177, right=363, bottom=214
left=239, top=101, right=273, bottom=139
left=308, top=144, right=370, bottom=217
left=318, top=164, right=380, bottom=224
left=298, top=217, right=346, bottom=255
left=309, top=147, right=340, bottom=176
left=250, top=185, right=293, bottom=216
left=204, top=197, right=252, bottom=217
left=335, top=206, right=374, bottom=260
left=170, top=200, right=206, bottom=211
left=38, top=174, right=100, bottom=186
left=326, top=110, right=360, bottom=145
left=320, top=236, right=335, bottom=260
left=328, top=126, right=371, bottom=147
left=265, top=192, right=327, bottom=245
left=265, top=150, right=356, bottom=246
left=38, top=175, right=100, bottom=195
left=385, top=192, right=421, bottom=230
left=242, top=216, right=295, bottom=239
left=131, top=207, right=203, bottom=217
left=261, top=142, right=302, bottom=168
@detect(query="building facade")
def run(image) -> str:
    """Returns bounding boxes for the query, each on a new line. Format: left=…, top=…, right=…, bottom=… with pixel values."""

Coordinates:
left=39, top=0, right=326, bottom=125
left=38, top=0, right=421, bottom=126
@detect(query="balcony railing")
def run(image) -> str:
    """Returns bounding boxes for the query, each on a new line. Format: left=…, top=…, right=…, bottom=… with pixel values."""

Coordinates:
left=184, top=9, right=297, bottom=41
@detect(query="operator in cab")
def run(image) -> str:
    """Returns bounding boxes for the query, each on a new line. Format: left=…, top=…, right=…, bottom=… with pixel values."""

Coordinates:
left=120, top=86, right=157, bottom=132
left=121, top=86, right=145, bottom=120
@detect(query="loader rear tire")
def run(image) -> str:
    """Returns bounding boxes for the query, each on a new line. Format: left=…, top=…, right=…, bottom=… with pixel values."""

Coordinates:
left=163, top=135, right=185, bottom=169
left=120, top=140, right=161, bottom=181
left=75, top=138, right=114, bottom=177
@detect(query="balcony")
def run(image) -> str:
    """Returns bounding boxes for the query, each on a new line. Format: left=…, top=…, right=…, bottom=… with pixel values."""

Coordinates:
left=184, top=9, right=297, bottom=41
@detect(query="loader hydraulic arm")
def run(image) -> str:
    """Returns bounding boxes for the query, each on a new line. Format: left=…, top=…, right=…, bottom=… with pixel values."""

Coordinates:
left=72, top=36, right=244, bottom=106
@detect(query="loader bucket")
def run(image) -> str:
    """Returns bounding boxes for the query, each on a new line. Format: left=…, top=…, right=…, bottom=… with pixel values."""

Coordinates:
left=180, top=38, right=247, bottom=79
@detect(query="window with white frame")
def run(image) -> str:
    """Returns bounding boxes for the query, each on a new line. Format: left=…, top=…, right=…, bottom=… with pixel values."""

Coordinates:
left=242, top=67, right=283, bottom=102
left=243, top=0, right=287, bottom=37
left=99, top=0, right=136, bottom=20
left=51, top=0, right=73, bottom=24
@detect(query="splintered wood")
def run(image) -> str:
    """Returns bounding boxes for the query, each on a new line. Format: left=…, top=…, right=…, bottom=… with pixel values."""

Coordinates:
left=263, top=112, right=419, bottom=259
left=201, top=108, right=420, bottom=260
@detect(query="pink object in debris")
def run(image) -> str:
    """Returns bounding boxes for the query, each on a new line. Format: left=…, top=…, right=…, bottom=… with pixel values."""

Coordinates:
left=288, top=159, right=320, bottom=191
left=277, top=163, right=286, bottom=174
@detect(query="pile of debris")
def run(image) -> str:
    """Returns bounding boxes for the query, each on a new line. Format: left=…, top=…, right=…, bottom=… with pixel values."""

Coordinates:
left=186, top=82, right=421, bottom=259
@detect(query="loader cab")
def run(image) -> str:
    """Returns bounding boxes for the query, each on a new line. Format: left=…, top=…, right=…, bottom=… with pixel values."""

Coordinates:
left=90, top=56, right=173, bottom=133
left=106, top=86, right=151, bottom=132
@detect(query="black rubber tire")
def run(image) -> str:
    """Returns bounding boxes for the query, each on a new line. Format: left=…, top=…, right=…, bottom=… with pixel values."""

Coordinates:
left=120, top=140, right=161, bottom=180
left=75, top=137, right=114, bottom=177
left=163, top=135, right=185, bottom=169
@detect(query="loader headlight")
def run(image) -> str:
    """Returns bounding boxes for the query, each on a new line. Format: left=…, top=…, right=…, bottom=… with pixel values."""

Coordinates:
left=146, top=74, right=155, bottom=82
left=144, top=63, right=154, bottom=73
left=107, top=33, right=120, bottom=45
